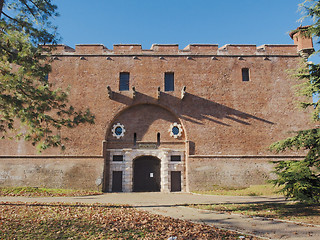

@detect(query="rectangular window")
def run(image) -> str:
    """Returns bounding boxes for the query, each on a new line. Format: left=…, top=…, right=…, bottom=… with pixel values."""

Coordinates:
left=170, top=155, right=181, bottom=162
left=165, top=72, right=174, bottom=91
left=113, top=155, right=124, bottom=161
left=242, top=68, right=250, bottom=81
left=134, top=133, right=137, bottom=146
left=119, top=72, right=129, bottom=91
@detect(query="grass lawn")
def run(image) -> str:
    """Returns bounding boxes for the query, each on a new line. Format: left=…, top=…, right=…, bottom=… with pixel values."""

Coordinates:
left=194, top=202, right=320, bottom=225
left=0, top=187, right=102, bottom=197
left=0, top=202, right=259, bottom=239
left=192, top=184, right=320, bottom=225
left=193, top=184, right=282, bottom=197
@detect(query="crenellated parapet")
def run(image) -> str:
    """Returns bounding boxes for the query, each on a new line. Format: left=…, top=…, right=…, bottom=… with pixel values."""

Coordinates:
left=49, top=26, right=313, bottom=59
left=51, top=43, right=301, bottom=57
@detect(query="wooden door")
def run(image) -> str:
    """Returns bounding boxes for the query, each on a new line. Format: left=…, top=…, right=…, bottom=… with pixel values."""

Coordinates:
left=112, top=171, right=123, bottom=192
left=133, top=156, right=160, bottom=192
left=171, top=171, right=181, bottom=192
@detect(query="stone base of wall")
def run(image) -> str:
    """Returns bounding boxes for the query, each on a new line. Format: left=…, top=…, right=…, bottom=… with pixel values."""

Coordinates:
left=0, top=156, right=104, bottom=190
left=0, top=155, right=305, bottom=192
left=187, top=155, right=304, bottom=191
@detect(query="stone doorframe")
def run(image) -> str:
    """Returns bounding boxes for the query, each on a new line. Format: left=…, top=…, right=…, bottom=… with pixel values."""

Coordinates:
left=108, top=148, right=185, bottom=192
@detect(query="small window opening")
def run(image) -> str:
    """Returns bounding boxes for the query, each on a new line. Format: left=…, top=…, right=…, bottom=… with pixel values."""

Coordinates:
left=119, top=72, right=129, bottom=91
left=134, top=133, right=137, bottom=146
left=113, top=155, right=124, bottom=161
left=171, top=155, right=181, bottom=161
left=165, top=72, right=174, bottom=91
left=242, top=68, right=250, bottom=82
left=157, top=132, right=160, bottom=146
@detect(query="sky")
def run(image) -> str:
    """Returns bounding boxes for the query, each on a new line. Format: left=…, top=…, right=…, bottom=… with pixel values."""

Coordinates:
left=54, top=0, right=314, bottom=52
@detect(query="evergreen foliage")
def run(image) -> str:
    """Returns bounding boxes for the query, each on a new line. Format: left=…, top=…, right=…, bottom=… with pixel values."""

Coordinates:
left=270, top=128, right=320, bottom=203
left=270, top=0, right=320, bottom=203
left=0, top=0, right=95, bottom=151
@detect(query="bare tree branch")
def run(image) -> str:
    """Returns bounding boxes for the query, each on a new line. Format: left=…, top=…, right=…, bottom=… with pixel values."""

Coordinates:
left=1, top=11, right=17, bottom=22
left=0, top=0, right=4, bottom=19
left=20, top=0, right=37, bottom=20
left=29, top=0, right=50, bottom=15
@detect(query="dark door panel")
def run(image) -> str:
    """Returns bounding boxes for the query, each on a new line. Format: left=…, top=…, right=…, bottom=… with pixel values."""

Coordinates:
left=171, top=171, right=181, bottom=192
left=133, top=156, right=160, bottom=192
left=112, top=171, right=123, bottom=192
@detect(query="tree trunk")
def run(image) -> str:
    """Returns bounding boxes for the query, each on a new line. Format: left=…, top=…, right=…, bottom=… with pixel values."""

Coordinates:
left=0, top=0, right=4, bottom=19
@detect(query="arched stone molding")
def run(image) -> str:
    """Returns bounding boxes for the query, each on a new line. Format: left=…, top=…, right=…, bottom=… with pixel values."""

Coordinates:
left=108, top=148, right=185, bottom=192
left=105, top=103, right=187, bottom=193
left=104, top=103, right=188, bottom=141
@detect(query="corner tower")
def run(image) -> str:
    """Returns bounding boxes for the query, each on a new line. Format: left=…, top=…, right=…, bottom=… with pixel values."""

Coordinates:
left=290, top=25, right=314, bottom=59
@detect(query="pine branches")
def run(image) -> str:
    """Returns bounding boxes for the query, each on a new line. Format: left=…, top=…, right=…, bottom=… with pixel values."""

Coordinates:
left=0, top=1, right=95, bottom=151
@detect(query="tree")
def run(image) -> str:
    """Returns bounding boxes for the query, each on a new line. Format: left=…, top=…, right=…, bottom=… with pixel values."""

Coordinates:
left=0, top=0, right=94, bottom=151
left=270, top=0, right=320, bottom=203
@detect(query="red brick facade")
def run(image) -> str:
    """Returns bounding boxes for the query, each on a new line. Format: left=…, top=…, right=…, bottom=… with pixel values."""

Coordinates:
left=0, top=29, right=314, bottom=192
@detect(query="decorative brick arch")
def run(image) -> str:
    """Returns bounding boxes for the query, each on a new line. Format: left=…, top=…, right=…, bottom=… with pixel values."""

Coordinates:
left=105, top=103, right=187, bottom=141
left=104, top=103, right=186, bottom=192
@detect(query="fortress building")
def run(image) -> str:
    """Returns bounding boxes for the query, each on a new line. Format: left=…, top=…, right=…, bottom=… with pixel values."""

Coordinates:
left=0, top=27, right=314, bottom=192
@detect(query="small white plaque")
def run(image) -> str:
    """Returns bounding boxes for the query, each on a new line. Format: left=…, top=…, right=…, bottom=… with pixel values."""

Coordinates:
left=95, top=178, right=102, bottom=186
left=150, top=173, right=154, bottom=178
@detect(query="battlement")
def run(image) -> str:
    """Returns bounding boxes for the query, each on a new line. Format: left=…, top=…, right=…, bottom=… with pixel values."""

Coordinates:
left=113, top=44, right=142, bottom=53
left=75, top=44, right=107, bottom=54
left=183, top=44, right=218, bottom=53
left=51, top=43, right=301, bottom=56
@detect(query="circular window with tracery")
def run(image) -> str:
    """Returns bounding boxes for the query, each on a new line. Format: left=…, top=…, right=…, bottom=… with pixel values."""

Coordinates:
left=169, top=122, right=183, bottom=138
left=112, top=123, right=126, bottom=139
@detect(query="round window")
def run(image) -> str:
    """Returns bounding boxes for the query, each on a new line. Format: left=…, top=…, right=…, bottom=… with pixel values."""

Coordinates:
left=169, top=122, right=183, bottom=138
left=112, top=123, right=126, bottom=139
left=172, top=126, right=180, bottom=135
left=115, top=126, right=123, bottom=136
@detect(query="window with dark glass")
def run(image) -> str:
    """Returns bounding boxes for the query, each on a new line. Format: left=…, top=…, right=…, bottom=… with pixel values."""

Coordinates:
left=157, top=132, right=160, bottom=146
left=113, top=155, right=124, bottom=161
left=242, top=68, right=250, bottom=82
left=115, top=126, right=123, bottom=136
left=165, top=72, right=174, bottom=91
left=170, top=155, right=181, bottom=162
left=134, top=133, right=137, bottom=146
left=119, top=72, right=129, bottom=91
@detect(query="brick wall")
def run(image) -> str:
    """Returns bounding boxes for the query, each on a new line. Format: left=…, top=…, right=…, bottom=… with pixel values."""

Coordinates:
left=187, top=155, right=304, bottom=191
left=0, top=41, right=313, bottom=190
left=0, top=156, right=104, bottom=190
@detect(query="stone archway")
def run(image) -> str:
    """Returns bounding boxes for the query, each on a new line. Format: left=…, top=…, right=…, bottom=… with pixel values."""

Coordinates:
left=133, top=156, right=161, bottom=192
left=104, top=104, right=187, bottom=192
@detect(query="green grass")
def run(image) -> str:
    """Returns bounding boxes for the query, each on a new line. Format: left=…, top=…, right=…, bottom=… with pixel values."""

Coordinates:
left=193, top=184, right=282, bottom=197
left=0, top=202, right=258, bottom=239
left=0, top=187, right=102, bottom=197
left=194, top=202, right=320, bottom=225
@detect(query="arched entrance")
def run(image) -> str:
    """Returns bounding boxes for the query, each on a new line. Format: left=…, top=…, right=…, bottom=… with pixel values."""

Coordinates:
left=133, top=156, right=160, bottom=192
left=104, top=103, right=187, bottom=192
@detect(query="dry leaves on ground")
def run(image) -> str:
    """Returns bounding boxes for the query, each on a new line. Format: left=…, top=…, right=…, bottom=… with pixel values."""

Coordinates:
left=0, top=202, right=258, bottom=239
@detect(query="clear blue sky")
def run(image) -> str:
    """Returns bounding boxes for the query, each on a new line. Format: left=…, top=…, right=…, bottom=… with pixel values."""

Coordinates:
left=54, top=0, right=313, bottom=50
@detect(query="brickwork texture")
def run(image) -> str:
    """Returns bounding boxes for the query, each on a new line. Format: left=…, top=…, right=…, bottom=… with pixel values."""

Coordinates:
left=0, top=28, right=314, bottom=191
